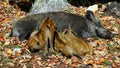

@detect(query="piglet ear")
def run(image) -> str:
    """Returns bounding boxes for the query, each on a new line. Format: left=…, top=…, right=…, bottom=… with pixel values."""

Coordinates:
left=30, top=31, right=38, bottom=38
left=38, top=17, right=56, bottom=31
left=36, top=18, right=49, bottom=30
left=85, top=10, right=96, bottom=22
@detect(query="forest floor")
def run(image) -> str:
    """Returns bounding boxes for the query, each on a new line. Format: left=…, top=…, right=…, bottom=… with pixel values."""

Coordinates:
left=0, top=1, right=120, bottom=68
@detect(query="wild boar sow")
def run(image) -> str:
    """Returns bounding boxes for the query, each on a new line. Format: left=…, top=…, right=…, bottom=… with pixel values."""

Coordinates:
left=10, top=11, right=114, bottom=41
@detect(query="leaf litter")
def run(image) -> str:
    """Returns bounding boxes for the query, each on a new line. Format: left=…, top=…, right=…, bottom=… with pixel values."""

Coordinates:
left=0, top=0, right=120, bottom=68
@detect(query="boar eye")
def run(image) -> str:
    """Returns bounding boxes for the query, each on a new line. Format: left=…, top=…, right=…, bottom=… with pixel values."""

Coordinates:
left=37, top=42, right=39, bottom=45
left=18, top=29, right=20, bottom=33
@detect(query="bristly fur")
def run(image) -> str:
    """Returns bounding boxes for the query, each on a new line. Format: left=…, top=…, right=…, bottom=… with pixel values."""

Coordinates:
left=10, top=11, right=114, bottom=41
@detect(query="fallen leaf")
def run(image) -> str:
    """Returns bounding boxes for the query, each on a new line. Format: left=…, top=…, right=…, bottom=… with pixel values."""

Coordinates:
left=2, top=18, right=9, bottom=23
left=7, top=62, right=15, bottom=67
left=0, top=33, right=5, bottom=42
left=6, top=49, right=13, bottom=55
left=87, top=60, right=94, bottom=64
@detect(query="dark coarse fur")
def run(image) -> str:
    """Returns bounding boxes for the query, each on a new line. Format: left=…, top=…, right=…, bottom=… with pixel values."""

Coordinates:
left=10, top=11, right=114, bottom=41
left=104, top=1, right=120, bottom=18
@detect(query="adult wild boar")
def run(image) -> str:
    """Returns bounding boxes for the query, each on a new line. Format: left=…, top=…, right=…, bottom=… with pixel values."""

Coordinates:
left=10, top=11, right=114, bottom=41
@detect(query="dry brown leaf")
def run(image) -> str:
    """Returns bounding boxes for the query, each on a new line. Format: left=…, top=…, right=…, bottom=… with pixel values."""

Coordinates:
left=87, top=60, right=94, bottom=64
left=6, top=49, right=13, bottom=55
left=7, top=62, right=15, bottom=67
left=2, top=18, right=9, bottom=23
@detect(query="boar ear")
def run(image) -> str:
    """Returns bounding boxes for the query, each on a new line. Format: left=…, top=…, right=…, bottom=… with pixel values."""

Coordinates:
left=85, top=10, right=97, bottom=22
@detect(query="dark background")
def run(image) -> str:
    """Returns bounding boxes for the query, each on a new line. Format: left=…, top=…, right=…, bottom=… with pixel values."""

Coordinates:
left=8, top=0, right=120, bottom=12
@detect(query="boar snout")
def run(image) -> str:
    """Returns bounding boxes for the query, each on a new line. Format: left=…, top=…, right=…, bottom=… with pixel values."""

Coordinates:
left=95, top=28, right=114, bottom=39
